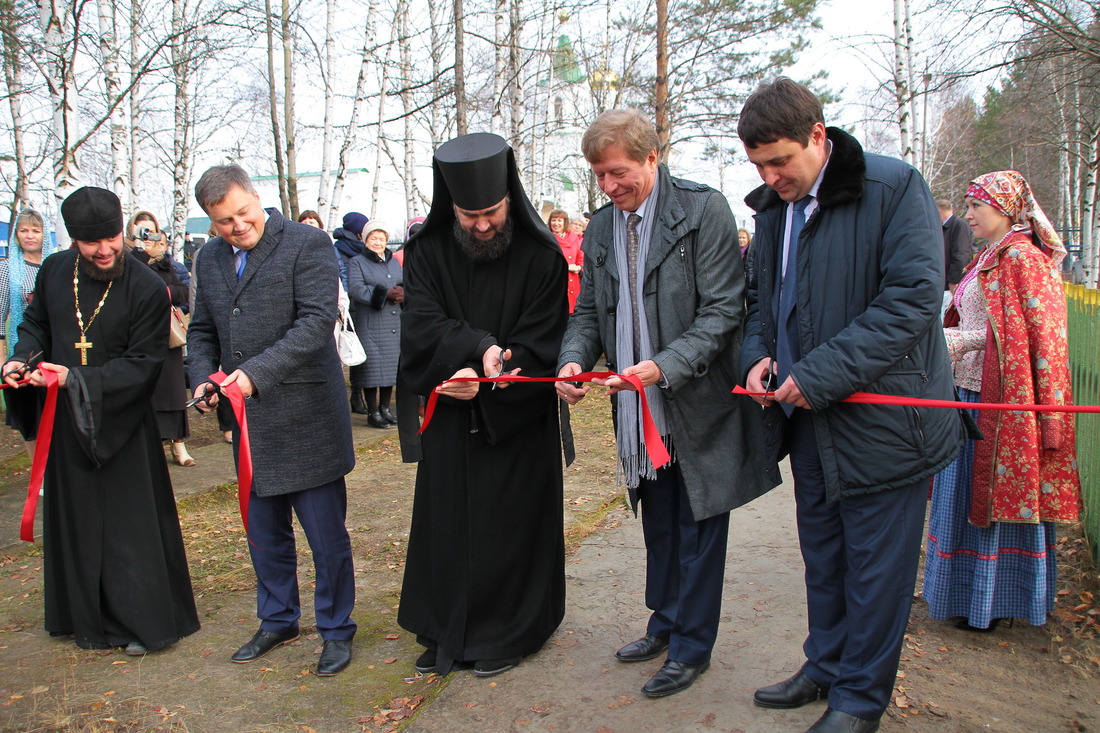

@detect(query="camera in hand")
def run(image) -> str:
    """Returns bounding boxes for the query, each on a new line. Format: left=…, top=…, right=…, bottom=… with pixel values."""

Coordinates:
left=138, top=227, right=163, bottom=243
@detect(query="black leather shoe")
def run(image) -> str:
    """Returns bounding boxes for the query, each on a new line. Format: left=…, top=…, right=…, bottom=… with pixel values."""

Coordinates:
left=805, top=708, right=880, bottom=733
left=473, top=656, right=521, bottom=677
left=350, top=390, right=368, bottom=415
left=641, top=660, right=709, bottom=698
left=754, top=670, right=829, bottom=709
left=231, top=628, right=300, bottom=663
left=415, top=648, right=437, bottom=673
left=367, top=411, right=391, bottom=429
left=314, top=639, right=352, bottom=676
left=379, top=406, right=399, bottom=425
left=615, top=633, right=669, bottom=662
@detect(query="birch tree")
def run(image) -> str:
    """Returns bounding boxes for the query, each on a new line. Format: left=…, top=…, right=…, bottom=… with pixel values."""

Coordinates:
left=0, top=0, right=32, bottom=215
left=892, top=0, right=914, bottom=165
left=330, top=0, right=380, bottom=225
left=264, top=0, right=288, bottom=214
left=281, top=0, right=298, bottom=218
left=316, top=0, right=336, bottom=225
left=97, top=0, right=128, bottom=205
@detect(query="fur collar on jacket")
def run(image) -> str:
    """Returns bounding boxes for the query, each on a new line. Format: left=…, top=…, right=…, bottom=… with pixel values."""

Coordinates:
left=744, top=127, right=866, bottom=214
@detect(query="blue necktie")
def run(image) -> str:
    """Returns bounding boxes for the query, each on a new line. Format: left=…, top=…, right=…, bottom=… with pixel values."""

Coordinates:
left=235, top=249, right=248, bottom=280
left=776, top=196, right=811, bottom=416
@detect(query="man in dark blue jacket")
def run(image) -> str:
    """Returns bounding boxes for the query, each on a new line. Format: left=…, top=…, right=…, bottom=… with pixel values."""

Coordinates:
left=737, top=78, right=965, bottom=733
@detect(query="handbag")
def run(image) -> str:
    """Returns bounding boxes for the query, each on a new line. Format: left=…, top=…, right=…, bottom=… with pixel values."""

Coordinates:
left=335, top=311, right=366, bottom=366
left=168, top=305, right=188, bottom=349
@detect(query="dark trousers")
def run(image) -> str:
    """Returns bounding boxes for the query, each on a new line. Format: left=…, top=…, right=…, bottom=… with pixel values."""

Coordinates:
left=788, top=410, right=927, bottom=719
left=247, top=477, right=357, bottom=641
left=638, top=463, right=730, bottom=665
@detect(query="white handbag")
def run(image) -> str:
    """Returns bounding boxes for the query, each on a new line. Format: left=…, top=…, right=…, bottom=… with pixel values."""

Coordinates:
left=335, top=312, right=366, bottom=366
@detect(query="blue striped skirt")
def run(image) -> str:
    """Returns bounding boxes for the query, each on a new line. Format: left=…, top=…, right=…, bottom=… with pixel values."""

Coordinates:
left=923, top=388, right=1057, bottom=628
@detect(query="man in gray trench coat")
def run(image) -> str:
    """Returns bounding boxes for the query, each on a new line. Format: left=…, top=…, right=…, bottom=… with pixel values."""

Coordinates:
left=188, top=164, right=357, bottom=677
left=557, top=109, right=776, bottom=699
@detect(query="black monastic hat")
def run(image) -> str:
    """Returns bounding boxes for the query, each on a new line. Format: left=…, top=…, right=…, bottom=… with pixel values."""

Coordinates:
left=409, top=133, right=556, bottom=254
left=435, top=133, right=510, bottom=211
left=61, top=187, right=124, bottom=241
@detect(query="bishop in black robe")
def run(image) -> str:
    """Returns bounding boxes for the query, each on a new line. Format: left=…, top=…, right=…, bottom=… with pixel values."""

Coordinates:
left=6, top=188, right=198, bottom=653
left=398, top=133, right=569, bottom=674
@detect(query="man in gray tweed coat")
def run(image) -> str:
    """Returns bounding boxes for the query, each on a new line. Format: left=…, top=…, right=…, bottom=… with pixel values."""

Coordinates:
left=557, top=109, right=775, bottom=699
left=188, top=164, right=357, bottom=677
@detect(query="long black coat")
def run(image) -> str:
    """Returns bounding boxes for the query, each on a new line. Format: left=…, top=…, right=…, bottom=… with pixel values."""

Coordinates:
left=10, top=250, right=199, bottom=650
left=139, top=253, right=188, bottom=418
left=397, top=224, right=569, bottom=665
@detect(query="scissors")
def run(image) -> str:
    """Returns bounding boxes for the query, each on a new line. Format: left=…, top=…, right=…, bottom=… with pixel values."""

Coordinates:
left=186, top=383, right=221, bottom=412
left=1, top=350, right=43, bottom=381
left=490, top=346, right=507, bottom=390
left=762, top=365, right=776, bottom=397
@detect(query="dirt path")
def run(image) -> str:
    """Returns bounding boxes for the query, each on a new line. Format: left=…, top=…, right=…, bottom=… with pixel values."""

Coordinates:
left=0, top=397, right=1096, bottom=732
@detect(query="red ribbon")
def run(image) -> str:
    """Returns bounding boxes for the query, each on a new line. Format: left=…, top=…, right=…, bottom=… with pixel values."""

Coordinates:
left=732, top=385, right=1100, bottom=413
left=420, top=371, right=671, bottom=470
left=8, top=370, right=60, bottom=542
left=211, top=371, right=252, bottom=533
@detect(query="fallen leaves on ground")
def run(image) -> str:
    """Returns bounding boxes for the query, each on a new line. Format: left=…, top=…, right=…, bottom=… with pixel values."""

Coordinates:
left=357, top=694, right=425, bottom=726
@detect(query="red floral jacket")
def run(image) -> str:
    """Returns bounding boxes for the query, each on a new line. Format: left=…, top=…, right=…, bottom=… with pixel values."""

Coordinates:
left=970, top=232, right=1081, bottom=527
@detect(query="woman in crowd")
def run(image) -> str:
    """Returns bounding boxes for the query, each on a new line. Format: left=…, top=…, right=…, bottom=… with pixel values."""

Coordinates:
left=129, top=211, right=195, bottom=467
left=394, top=217, right=424, bottom=267
left=570, top=217, right=587, bottom=241
left=548, top=208, right=583, bottom=313
left=924, top=170, right=1080, bottom=632
left=1, top=209, right=56, bottom=456
left=331, top=211, right=369, bottom=412
left=347, top=220, right=402, bottom=429
left=298, top=210, right=325, bottom=229
left=738, top=227, right=755, bottom=284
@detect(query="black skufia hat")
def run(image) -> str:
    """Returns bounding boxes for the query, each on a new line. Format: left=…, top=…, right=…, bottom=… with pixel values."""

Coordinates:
left=61, top=186, right=124, bottom=241
left=434, top=133, right=510, bottom=211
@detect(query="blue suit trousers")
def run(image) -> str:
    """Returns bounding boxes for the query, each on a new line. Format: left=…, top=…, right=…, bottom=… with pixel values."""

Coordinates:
left=638, top=463, right=730, bottom=665
left=247, top=477, right=357, bottom=641
left=788, top=410, right=926, bottom=719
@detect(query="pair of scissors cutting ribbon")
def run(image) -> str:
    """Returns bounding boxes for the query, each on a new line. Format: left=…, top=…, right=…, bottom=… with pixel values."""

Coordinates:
left=490, top=346, right=508, bottom=390
left=186, top=382, right=221, bottom=412
left=2, top=350, right=43, bottom=381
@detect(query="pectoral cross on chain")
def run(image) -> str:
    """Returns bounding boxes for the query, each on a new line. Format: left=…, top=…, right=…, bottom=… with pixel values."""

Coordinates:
left=74, top=337, right=93, bottom=365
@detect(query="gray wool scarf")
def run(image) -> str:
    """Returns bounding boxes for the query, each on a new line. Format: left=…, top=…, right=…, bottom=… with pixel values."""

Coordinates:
left=611, top=198, right=672, bottom=489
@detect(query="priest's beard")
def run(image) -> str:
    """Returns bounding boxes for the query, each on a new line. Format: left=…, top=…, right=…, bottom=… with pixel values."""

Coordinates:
left=79, top=251, right=125, bottom=282
left=453, top=218, right=513, bottom=262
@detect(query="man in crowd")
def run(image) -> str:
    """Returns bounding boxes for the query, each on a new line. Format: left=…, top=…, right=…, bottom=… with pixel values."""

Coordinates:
left=3, top=186, right=199, bottom=655
left=187, top=164, right=357, bottom=677
left=397, top=132, right=569, bottom=679
left=738, top=77, right=965, bottom=733
left=556, top=109, right=775, bottom=699
left=938, top=197, right=974, bottom=294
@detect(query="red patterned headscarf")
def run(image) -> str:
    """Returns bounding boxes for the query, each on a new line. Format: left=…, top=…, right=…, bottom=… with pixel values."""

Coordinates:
left=965, top=170, right=1065, bottom=267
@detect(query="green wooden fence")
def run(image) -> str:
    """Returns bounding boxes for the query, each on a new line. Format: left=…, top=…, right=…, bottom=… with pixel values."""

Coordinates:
left=1066, top=283, right=1100, bottom=561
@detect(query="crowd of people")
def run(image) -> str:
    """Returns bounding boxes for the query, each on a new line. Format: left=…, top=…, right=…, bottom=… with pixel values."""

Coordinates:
left=0, top=75, right=1084, bottom=733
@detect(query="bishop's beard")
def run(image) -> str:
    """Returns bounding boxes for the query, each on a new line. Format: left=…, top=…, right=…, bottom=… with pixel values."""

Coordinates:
left=453, top=218, right=513, bottom=262
left=79, top=251, right=125, bottom=282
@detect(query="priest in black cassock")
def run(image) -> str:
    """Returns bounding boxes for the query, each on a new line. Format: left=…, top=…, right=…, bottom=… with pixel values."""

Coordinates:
left=3, top=186, right=199, bottom=655
left=397, top=133, right=570, bottom=678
